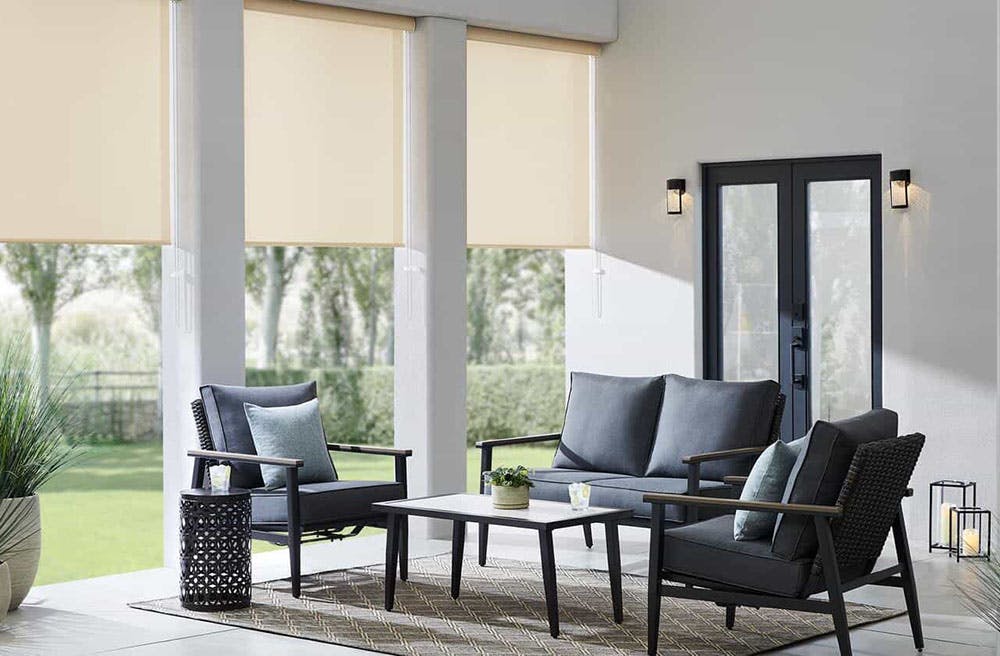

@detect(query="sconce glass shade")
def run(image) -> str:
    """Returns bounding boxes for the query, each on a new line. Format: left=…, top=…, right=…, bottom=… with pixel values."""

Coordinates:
left=667, top=178, right=685, bottom=215
left=890, top=169, right=910, bottom=209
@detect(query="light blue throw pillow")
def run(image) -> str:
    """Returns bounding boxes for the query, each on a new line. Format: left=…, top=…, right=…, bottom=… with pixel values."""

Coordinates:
left=733, top=439, right=802, bottom=541
left=244, top=399, right=337, bottom=490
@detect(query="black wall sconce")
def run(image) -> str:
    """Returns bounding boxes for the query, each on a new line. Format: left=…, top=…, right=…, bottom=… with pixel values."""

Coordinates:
left=666, top=178, right=686, bottom=215
left=890, top=169, right=910, bottom=209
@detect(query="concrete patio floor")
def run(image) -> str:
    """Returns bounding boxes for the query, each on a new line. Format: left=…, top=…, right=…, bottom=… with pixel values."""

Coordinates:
left=1, top=525, right=995, bottom=655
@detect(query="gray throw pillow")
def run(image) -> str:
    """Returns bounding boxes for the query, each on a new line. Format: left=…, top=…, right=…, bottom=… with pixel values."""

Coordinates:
left=733, top=439, right=802, bottom=541
left=244, top=399, right=337, bottom=490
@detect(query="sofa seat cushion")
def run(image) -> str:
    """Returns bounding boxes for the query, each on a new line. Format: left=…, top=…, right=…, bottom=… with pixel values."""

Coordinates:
left=251, top=480, right=405, bottom=526
left=645, top=375, right=780, bottom=480
left=661, top=515, right=813, bottom=598
left=200, top=382, right=318, bottom=489
left=527, top=468, right=624, bottom=504
left=772, top=408, right=898, bottom=560
left=551, top=372, right=666, bottom=476
left=589, top=477, right=730, bottom=522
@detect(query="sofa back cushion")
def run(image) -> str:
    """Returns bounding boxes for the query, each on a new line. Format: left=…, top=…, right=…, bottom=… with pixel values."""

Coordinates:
left=200, top=381, right=319, bottom=489
left=644, top=375, right=780, bottom=479
left=771, top=408, right=898, bottom=560
left=551, top=372, right=665, bottom=476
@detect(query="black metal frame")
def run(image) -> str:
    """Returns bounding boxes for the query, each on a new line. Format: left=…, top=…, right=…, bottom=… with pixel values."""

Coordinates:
left=188, top=399, right=412, bottom=598
left=702, top=155, right=883, bottom=440
left=928, top=479, right=977, bottom=553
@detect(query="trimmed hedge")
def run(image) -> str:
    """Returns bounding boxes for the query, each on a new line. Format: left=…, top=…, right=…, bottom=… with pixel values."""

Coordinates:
left=246, top=365, right=564, bottom=446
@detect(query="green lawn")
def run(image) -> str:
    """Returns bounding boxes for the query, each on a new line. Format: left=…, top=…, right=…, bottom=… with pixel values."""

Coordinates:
left=36, top=441, right=557, bottom=585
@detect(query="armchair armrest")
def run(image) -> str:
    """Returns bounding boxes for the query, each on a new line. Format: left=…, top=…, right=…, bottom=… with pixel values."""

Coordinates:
left=682, top=446, right=767, bottom=465
left=723, top=475, right=748, bottom=486
left=327, top=443, right=413, bottom=457
left=474, top=433, right=561, bottom=448
left=643, top=492, right=842, bottom=518
left=187, top=449, right=303, bottom=468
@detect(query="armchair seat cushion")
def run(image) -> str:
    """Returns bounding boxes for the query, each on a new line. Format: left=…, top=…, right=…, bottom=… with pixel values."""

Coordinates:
left=590, top=477, right=731, bottom=521
left=251, top=480, right=405, bottom=526
left=661, top=515, right=813, bottom=598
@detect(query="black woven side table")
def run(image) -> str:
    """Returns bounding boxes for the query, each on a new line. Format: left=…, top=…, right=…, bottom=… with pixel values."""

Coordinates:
left=179, top=488, right=252, bottom=611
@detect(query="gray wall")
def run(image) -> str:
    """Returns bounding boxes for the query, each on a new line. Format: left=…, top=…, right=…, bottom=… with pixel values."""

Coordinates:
left=567, top=0, right=999, bottom=532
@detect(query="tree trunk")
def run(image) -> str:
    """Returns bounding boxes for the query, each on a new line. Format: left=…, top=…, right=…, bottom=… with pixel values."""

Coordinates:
left=367, top=249, right=378, bottom=366
left=30, top=317, right=52, bottom=397
left=261, top=246, right=285, bottom=368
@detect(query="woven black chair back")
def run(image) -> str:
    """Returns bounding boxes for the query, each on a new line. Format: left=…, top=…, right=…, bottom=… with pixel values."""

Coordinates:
left=812, top=432, right=925, bottom=580
left=191, top=399, right=214, bottom=451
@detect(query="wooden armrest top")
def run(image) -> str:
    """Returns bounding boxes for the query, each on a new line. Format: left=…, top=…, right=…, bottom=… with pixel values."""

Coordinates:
left=723, top=475, right=748, bottom=485
left=682, top=446, right=767, bottom=465
left=642, top=492, right=842, bottom=517
left=187, top=449, right=303, bottom=468
left=475, top=433, right=561, bottom=448
left=327, top=443, right=413, bottom=457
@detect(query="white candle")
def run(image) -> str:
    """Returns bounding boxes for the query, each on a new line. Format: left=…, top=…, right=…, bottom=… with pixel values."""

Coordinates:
left=962, top=528, right=981, bottom=556
left=940, top=503, right=956, bottom=547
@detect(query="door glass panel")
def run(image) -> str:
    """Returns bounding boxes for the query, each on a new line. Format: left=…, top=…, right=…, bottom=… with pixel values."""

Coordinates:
left=808, top=180, right=872, bottom=421
left=720, top=184, right=779, bottom=381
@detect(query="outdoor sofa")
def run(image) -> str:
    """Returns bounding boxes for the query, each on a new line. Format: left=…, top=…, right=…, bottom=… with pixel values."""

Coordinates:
left=476, top=372, right=785, bottom=562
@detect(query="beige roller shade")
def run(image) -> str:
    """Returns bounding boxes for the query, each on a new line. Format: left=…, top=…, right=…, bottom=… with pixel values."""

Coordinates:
left=0, top=0, right=169, bottom=244
left=467, top=38, right=592, bottom=249
left=244, top=1, right=406, bottom=247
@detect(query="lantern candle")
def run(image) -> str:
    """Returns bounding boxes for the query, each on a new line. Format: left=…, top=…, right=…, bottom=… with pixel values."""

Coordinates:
left=940, top=503, right=956, bottom=547
left=962, top=528, right=981, bottom=556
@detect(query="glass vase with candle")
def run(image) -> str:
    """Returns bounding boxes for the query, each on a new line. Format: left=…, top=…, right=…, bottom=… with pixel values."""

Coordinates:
left=951, top=505, right=991, bottom=562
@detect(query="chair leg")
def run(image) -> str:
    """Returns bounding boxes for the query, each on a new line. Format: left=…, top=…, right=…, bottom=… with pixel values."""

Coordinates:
left=399, top=517, right=409, bottom=581
left=893, top=507, right=924, bottom=650
left=725, top=605, right=736, bottom=629
left=288, top=526, right=302, bottom=598
left=583, top=523, right=594, bottom=549
left=648, top=506, right=665, bottom=656
left=478, top=522, right=489, bottom=566
left=815, top=516, right=852, bottom=656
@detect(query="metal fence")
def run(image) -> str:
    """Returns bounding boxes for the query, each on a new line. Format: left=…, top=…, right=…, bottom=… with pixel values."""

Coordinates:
left=64, top=370, right=161, bottom=443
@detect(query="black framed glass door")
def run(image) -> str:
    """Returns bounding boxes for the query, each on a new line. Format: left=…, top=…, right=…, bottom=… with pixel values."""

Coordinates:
left=703, top=155, right=882, bottom=440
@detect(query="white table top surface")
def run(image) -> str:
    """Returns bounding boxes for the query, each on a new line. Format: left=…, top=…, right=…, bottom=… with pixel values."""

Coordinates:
left=374, top=493, right=630, bottom=524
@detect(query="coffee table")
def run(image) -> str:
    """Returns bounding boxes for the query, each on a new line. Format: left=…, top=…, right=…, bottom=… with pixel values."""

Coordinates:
left=374, top=493, right=631, bottom=637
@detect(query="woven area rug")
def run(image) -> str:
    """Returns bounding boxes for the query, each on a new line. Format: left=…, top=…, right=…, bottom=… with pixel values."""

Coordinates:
left=131, top=555, right=902, bottom=655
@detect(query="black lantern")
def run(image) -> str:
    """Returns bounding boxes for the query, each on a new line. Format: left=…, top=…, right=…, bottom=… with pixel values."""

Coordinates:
left=950, top=506, right=991, bottom=561
left=890, top=169, right=910, bottom=209
left=929, top=479, right=976, bottom=554
left=666, top=178, right=685, bottom=215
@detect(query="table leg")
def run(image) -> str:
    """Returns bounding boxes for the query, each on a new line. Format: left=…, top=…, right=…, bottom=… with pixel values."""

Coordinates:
left=451, top=520, right=467, bottom=599
left=605, top=522, right=623, bottom=623
left=538, top=527, right=559, bottom=637
left=384, top=513, right=400, bottom=611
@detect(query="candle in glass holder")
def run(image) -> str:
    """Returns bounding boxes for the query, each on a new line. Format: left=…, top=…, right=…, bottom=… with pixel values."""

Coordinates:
left=940, top=503, right=957, bottom=547
left=962, top=527, right=981, bottom=556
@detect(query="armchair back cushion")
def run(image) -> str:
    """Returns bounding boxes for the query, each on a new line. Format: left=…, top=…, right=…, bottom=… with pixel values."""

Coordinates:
left=245, top=398, right=337, bottom=489
left=645, top=375, right=781, bottom=479
left=771, top=408, right=898, bottom=560
left=200, top=381, right=319, bottom=489
left=551, top=372, right=665, bottom=476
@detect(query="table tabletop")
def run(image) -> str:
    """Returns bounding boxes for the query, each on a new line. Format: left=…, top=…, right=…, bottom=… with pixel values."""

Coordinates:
left=374, top=493, right=631, bottom=530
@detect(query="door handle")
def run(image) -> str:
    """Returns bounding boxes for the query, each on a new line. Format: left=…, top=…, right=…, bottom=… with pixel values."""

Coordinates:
left=789, top=330, right=809, bottom=390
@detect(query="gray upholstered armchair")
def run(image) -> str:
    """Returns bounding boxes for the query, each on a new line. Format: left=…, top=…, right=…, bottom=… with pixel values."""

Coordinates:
left=646, top=424, right=924, bottom=656
left=187, top=382, right=411, bottom=598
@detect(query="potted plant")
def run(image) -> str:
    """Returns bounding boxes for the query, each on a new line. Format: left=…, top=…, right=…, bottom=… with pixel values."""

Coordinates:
left=0, top=342, right=78, bottom=611
left=0, top=497, right=41, bottom=623
left=484, top=466, right=533, bottom=510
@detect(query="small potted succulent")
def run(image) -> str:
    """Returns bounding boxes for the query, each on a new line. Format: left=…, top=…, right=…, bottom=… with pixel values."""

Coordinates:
left=484, top=466, right=533, bottom=510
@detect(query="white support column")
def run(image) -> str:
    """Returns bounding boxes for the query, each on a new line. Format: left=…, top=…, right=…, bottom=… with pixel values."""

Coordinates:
left=161, top=0, right=245, bottom=566
left=394, top=17, right=468, bottom=538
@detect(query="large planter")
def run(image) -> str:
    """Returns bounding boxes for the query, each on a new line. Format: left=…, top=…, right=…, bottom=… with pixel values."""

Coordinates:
left=492, top=485, right=529, bottom=510
left=0, top=495, right=40, bottom=611
left=0, top=562, right=10, bottom=624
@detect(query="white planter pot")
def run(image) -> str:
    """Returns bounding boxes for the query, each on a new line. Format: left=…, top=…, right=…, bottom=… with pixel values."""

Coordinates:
left=492, top=485, right=529, bottom=510
left=0, top=562, right=10, bottom=624
left=0, top=496, right=40, bottom=611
